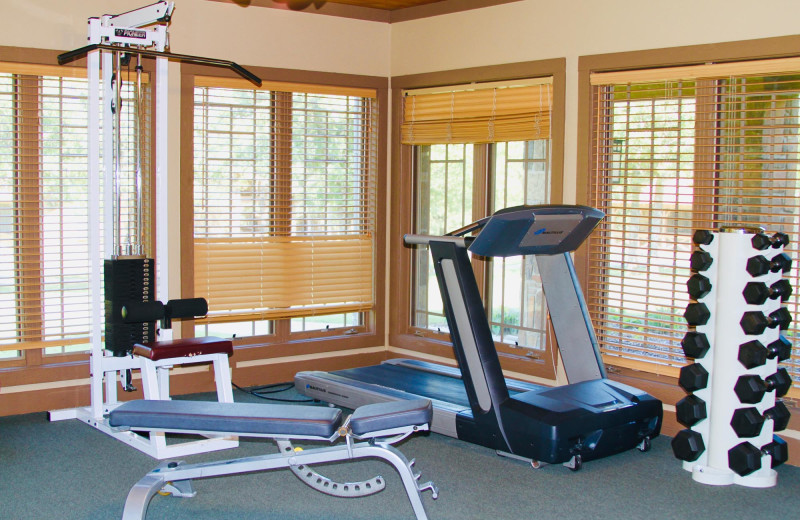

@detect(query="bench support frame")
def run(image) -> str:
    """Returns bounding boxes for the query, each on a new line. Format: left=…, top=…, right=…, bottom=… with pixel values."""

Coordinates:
left=121, top=426, right=437, bottom=520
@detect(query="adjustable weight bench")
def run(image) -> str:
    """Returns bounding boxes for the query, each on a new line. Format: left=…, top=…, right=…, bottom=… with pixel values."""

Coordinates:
left=110, top=398, right=438, bottom=520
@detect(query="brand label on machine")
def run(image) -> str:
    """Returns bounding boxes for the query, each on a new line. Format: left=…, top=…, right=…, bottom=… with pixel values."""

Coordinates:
left=114, top=28, right=147, bottom=39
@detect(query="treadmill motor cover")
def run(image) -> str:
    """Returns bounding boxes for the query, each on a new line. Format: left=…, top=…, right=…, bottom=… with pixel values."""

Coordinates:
left=497, top=379, right=662, bottom=464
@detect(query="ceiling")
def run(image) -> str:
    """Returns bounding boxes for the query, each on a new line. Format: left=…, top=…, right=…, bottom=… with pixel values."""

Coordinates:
left=218, top=0, right=518, bottom=21
left=312, top=0, right=447, bottom=9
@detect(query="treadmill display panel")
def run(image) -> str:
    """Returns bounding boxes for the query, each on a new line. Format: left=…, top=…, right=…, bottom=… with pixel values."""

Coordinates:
left=468, top=204, right=604, bottom=257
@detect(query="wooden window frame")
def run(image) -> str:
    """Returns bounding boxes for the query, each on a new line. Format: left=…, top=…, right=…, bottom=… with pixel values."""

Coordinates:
left=388, top=59, right=566, bottom=381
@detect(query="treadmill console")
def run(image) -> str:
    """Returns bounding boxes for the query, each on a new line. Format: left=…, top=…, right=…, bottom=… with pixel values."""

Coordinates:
left=467, top=204, right=604, bottom=257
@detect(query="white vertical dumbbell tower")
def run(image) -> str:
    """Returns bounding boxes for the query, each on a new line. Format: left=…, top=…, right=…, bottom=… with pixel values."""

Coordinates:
left=675, top=227, right=792, bottom=488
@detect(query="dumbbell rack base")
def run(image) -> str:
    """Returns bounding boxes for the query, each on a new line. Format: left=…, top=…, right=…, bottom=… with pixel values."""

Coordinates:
left=686, top=461, right=776, bottom=488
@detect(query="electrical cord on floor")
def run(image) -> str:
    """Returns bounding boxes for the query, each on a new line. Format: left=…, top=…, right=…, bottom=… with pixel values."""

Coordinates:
left=232, top=381, right=316, bottom=403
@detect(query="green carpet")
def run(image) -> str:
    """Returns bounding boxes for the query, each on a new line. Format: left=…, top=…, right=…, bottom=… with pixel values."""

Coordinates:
left=1, top=387, right=798, bottom=519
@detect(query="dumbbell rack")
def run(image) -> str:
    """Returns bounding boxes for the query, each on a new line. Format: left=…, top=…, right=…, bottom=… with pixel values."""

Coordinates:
left=672, top=227, right=793, bottom=487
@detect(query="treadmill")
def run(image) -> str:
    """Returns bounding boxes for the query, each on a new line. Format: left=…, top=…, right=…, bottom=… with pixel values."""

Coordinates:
left=296, top=204, right=662, bottom=469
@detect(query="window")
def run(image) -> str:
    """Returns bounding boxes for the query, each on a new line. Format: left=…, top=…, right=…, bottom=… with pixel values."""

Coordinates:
left=0, top=62, right=150, bottom=362
left=191, top=77, right=378, bottom=340
left=403, top=78, right=554, bottom=351
left=0, top=65, right=91, bottom=361
left=588, top=59, right=800, bottom=396
left=413, top=143, right=474, bottom=332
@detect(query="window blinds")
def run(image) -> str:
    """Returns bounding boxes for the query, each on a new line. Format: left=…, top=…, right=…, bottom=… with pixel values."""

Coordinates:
left=588, top=59, right=800, bottom=395
left=401, top=78, right=552, bottom=145
left=0, top=62, right=150, bottom=354
left=193, top=77, right=377, bottom=323
left=0, top=67, right=91, bottom=352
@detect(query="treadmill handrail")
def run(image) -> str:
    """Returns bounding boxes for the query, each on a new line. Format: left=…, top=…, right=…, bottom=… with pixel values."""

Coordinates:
left=444, top=216, right=490, bottom=237
left=404, top=234, right=472, bottom=247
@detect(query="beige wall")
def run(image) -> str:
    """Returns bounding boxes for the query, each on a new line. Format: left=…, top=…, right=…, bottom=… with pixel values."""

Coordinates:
left=390, top=0, right=800, bottom=201
left=0, top=0, right=391, bottom=75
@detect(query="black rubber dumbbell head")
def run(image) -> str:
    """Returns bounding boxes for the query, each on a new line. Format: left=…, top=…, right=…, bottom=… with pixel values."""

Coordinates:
left=684, top=302, right=711, bottom=326
left=746, top=255, right=770, bottom=277
left=770, top=307, right=792, bottom=331
left=731, top=407, right=765, bottom=438
left=687, top=274, right=712, bottom=300
left=771, top=232, right=790, bottom=249
left=734, top=375, right=768, bottom=404
left=676, top=395, right=707, bottom=427
left=772, top=252, right=792, bottom=274
left=738, top=340, right=767, bottom=369
left=752, top=233, right=772, bottom=251
left=770, top=279, right=793, bottom=302
left=768, top=401, right=791, bottom=432
left=765, top=436, right=789, bottom=468
left=740, top=311, right=769, bottom=335
left=679, top=363, right=709, bottom=392
left=742, top=282, right=770, bottom=305
left=768, top=336, right=792, bottom=362
left=728, top=441, right=762, bottom=476
left=672, top=429, right=705, bottom=462
left=690, top=250, right=713, bottom=272
left=692, top=229, right=714, bottom=246
left=682, top=331, right=711, bottom=359
left=769, top=368, right=793, bottom=398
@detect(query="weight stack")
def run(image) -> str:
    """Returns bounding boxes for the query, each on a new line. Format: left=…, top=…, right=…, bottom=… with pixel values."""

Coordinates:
left=672, top=228, right=793, bottom=488
left=104, top=257, right=155, bottom=356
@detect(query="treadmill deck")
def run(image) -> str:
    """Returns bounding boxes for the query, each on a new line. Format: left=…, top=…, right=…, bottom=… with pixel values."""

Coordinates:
left=296, top=359, right=544, bottom=438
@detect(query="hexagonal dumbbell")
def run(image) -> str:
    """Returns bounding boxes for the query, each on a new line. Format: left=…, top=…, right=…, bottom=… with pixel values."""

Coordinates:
left=671, top=429, right=705, bottom=462
left=730, top=401, right=791, bottom=438
left=738, top=337, right=793, bottom=369
left=676, top=394, right=707, bottom=427
left=768, top=336, right=793, bottom=362
left=746, top=253, right=792, bottom=277
left=687, top=274, right=712, bottom=300
left=679, top=363, right=709, bottom=392
left=740, top=307, right=792, bottom=335
left=733, top=368, right=793, bottom=404
left=751, top=232, right=773, bottom=251
left=690, top=250, right=713, bottom=272
left=771, top=232, right=790, bottom=249
left=684, top=303, right=711, bottom=326
left=681, top=331, right=711, bottom=359
left=692, top=229, right=714, bottom=246
left=742, top=279, right=792, bottom=305
left=728, top=436, right=789, bottom=477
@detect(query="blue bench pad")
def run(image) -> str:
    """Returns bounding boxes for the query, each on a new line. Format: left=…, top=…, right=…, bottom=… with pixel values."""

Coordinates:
left=350, top=399, right=432, bottom=436
left=109, top=400, right=342, bottom=438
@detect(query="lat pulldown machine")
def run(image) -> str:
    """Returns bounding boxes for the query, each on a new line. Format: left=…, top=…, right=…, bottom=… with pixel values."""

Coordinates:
left=46, top=6, right=440, bottom=517
left=48, top=2, right=262, bottom=459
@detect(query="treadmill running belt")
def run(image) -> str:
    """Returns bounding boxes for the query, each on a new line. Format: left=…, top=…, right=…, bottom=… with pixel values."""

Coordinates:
left=333, top=364, right=525, bottom=409
left=333, top=364, right=473, bottom=407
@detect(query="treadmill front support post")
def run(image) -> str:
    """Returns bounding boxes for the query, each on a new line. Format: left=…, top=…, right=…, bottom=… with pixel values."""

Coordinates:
left=536, top=252, right=605, bottom=383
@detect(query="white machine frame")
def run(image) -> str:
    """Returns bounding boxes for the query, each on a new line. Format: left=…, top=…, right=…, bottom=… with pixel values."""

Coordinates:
left=48, top=2, right=238, bottom=459
left=113, top=399, right=438, bottom=520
